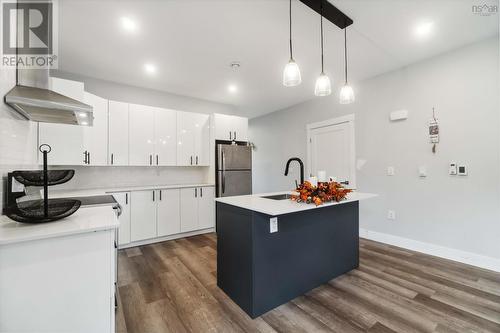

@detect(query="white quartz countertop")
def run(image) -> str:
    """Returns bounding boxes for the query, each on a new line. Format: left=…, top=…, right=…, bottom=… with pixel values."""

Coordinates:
left=0, top=206, right=119, bottom=245
left=215, top=191, right=377, bottom=216
left=38, top=183, right=215, bottom=199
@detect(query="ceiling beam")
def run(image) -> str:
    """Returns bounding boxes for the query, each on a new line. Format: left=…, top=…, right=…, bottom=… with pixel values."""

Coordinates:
left=299, top=0, right=353, bottom=29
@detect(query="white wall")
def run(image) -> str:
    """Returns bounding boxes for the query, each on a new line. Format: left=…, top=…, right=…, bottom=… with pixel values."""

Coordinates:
left=0, top=68, right=38, bottom=213
left=249, top=37, right=500, bottom=261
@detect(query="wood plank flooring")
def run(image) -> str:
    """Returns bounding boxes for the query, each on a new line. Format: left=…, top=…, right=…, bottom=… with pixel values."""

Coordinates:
left=116, top=234, right=500, bottom=333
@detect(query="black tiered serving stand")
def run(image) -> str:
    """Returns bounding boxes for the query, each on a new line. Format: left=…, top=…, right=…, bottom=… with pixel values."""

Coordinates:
left=5, top=145, right=81, bottom=223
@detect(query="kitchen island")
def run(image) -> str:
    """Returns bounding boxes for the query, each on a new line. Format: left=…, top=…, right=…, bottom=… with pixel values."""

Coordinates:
left=215, top=191, right=376, bottom=318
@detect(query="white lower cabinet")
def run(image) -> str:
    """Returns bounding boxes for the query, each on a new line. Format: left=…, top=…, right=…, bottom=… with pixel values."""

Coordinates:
left=122, top=186, right=214, bottom=246
left=198, top=186, right=215, bottom=229
left=180, top=186, right=215, bottom=232
left=112, top=192, right=131, bottom=245
left=157, top=189, right=181, bottom=236
left=130, top=190, right=157, bottom=242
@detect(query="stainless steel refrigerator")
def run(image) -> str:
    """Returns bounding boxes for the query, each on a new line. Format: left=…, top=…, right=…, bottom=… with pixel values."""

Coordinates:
left=216, top=143, right=252, bottom=197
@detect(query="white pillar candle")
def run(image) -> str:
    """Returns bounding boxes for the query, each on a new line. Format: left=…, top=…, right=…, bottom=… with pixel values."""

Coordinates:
left=317, top=170, right=326, bottom=182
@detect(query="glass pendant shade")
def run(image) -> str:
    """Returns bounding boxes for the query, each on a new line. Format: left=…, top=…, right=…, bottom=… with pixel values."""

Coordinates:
left=314, top=73, right=331, bottom=96
left=283, top=60, right=302, bottom=87
left=339, top=84, right=355, bottom=104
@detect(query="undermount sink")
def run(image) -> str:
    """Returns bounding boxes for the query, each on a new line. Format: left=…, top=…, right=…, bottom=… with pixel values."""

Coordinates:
left=260, top=194, right=293, bottom=200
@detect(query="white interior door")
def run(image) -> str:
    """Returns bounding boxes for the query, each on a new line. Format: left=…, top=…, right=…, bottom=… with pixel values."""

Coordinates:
left=307, top=115, right=355, bottom=187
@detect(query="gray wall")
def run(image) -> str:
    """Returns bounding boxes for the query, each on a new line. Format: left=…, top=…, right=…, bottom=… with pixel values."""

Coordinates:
left=249, top=37, right=500, bottom=259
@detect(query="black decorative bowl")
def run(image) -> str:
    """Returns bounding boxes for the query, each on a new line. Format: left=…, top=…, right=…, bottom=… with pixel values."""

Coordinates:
left=7, top=198, right=81, bottom=223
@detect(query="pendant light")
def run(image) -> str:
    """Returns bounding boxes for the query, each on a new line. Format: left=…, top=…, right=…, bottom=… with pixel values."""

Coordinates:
left=339, top=27, right=355, bottom=104
left=314, top=0, right=331, bottom=96
left=283, top=0, right=301, bottom=87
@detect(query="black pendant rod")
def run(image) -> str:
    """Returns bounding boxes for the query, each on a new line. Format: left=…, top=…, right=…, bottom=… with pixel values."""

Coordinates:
left=320, top=0, right=324, bottom=73
left=299, top=0, right=353, bottom=29
left=289, top=0, right=293, bottom=60
left=344, top=27, right=348, bottom=84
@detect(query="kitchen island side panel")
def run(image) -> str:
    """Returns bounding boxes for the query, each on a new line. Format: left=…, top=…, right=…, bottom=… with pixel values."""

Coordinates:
left=252, top=201, right=359, bottom=317
left=216, top=202, right=255, bottom=315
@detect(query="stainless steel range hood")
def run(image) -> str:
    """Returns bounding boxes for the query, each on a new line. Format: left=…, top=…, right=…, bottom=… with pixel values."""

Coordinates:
left=5, top=85, right=93, bottom=126
left=3, top=1, right=93, bottom=126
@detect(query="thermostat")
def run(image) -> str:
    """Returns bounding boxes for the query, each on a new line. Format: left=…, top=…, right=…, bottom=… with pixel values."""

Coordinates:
left=458, top=165, right=468, bottom=176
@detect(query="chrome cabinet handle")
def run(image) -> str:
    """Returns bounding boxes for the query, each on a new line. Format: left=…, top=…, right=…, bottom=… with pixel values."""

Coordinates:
left=88, top=151, right=91, bottom=165
left=195, top=188, right=197, bottom=198
left=200, top=187, right=203, bottom=197
left=190, top=156, right=193, bottom=165
left=156, top=155, right=159, bottom=165
left=229, top=131, right=232, bottom=140
left=111, top=153, right=114, bottom=165
left=196, top=156, right=198, bottom=165
left=159, top=190, right=162, bottom=201
left=125, top=193, right=128, bottom=205
left=149, top=154, right=152, bottom=165
left=83, top=151, right=88, bottom=164
left=153, top=191, right=155, bottom=201
left=234, top=131, right=236, bottom=140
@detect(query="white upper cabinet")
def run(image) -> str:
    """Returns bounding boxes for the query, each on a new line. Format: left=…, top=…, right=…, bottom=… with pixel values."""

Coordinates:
left=154, top=108, right=177, bottom=166
left=83, top=92, right=108, bottom=166
left=214, top=113, right=248, bottom=141
left=39, top=78, right=86, bottom=165
left=177, top=111, right=210, bottom=166
left=108, top=101, right=129, bottom=166
left=129, top=104, right=155, bottom=166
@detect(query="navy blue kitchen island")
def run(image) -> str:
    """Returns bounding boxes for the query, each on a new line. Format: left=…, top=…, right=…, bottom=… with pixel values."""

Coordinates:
left=215, top=191, right=375, bottom=318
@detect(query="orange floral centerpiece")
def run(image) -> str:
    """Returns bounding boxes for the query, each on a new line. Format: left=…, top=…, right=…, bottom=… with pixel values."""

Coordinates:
left=290, top=181, right=352, bottom=206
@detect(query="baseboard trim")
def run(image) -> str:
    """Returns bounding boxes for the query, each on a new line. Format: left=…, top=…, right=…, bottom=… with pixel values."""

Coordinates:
left=119, top=228, right=215, bottom=249
left=359, top=228, right=500, bottom=273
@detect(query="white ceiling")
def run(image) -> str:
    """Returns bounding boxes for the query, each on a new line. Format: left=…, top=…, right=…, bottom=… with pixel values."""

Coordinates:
left=57, top=0, right=499, bottom=118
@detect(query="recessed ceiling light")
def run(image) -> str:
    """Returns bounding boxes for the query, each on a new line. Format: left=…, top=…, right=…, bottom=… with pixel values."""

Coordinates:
left=144, top=63, right=157, bottom=75
left=228, top=84, right=238, bottom=93
left=78, top=112, right=87, bottom=118
left=414, top=21, right=434, bottom=39
left=121, top=17, right=137, bottom=32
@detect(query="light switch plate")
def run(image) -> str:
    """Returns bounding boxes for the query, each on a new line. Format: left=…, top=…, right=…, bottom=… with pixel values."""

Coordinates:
left=270, top=217, right=278, bottom=233
left=449, top=162, right=457, bottom=175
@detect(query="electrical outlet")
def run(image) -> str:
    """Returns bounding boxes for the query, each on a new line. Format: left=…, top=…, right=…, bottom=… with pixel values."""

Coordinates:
left=387, top=166, right=395, bottom=176
left=270, top=217, right=278, bottom=233
left=387, top=210, right=396, bottom=220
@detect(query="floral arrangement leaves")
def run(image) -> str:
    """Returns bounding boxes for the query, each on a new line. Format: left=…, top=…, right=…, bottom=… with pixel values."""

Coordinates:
left=291, top=181, right=352, bottom=206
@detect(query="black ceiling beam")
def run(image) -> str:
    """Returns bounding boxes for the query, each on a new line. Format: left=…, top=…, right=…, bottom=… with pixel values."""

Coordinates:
left=299, top=0, right=353, bottom=29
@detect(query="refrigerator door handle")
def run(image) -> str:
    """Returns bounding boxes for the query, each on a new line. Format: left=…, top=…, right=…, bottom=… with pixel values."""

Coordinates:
left=221, top=150, right=226, bottom=194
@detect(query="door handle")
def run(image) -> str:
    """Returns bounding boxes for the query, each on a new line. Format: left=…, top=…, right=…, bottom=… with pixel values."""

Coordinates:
left=153, top=191, right=155, bottom=201
left=111, top=153, right=114, bottom=165
left=234, top=131, right=236, bottom=140
left=195, top=188, right=197, bottom=198
left=200, top=187, right=203, bottom=197
left=159, top=190, right=162, bottom=201
left=88, top=151, right=91, bottom=165
left=196, top=155, right=198, bottom=165
left=125, top=193, right=128, bottom=205
left=221, top=151, right=226, bottom=194
left=229, top=131, right=232, bottom=140
left=150, top=154, right=152, bottom=165
left=83, top=151, right=88, bottom=164
left=156, top=154, right=159, bottom=165
left=190, top=156, right=193, bottom=165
